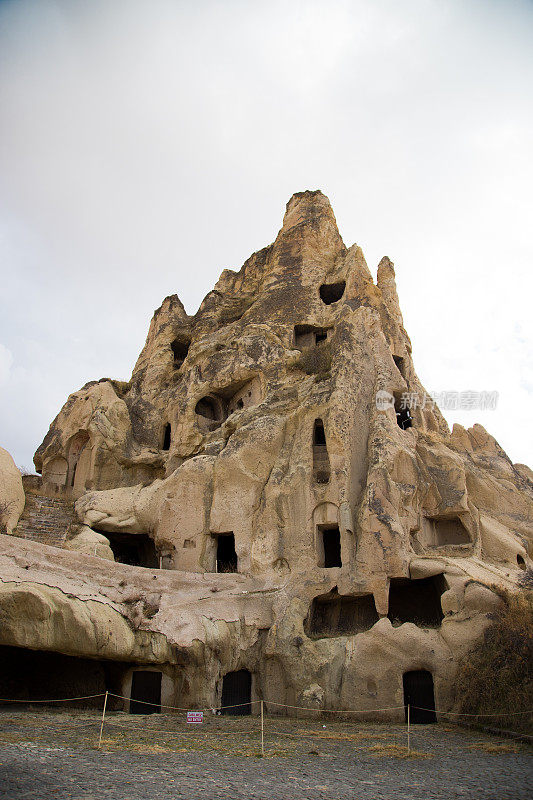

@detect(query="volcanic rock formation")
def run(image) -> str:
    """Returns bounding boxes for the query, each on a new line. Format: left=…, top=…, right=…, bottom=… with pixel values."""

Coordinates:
left=1, top=190, right=532, bottom=716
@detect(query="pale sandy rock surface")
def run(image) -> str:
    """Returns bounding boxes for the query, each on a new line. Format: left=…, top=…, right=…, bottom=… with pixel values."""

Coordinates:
left=64, top=525, right=115, bottom=560
left=0, top=446, right=25, bottom=535
left=1, top=191, right=532, bottom=716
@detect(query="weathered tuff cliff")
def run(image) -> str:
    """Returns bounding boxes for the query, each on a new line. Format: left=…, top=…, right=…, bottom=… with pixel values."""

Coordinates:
left=1, top=190, right=532, bottom=715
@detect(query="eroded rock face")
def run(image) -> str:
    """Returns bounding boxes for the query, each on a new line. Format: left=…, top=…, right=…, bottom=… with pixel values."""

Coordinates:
left=0, top=447, right=25, bottom=535
left=2, top=190, right=532, bottom=715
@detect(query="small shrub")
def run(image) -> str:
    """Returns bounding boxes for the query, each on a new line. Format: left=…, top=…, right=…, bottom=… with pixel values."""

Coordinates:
left=18, top=465, right=36, bottom=477
left=453, top=589, right=533, bottom=733
left=110, top=380, right=131, bottom=398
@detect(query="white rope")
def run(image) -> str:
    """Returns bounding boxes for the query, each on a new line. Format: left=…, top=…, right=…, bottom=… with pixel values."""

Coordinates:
left=0, top=692, right=531, bottom=719
left=108, top=692, right=259, bottom=713
left=411, top=706, right=533, bottom=717
left=266, top=701, right=406, bottom=713
left=0, top=693, right=105, bottom=703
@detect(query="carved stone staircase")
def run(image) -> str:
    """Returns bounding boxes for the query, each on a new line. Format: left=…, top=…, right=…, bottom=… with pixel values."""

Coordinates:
left=14, top=491, right=75, bottom=548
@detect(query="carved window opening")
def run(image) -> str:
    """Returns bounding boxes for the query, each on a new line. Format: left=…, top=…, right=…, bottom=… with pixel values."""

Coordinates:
left=393, top=355, right=405, bottom=377
left=319, top=281, right=345, bottom=305
left=305, top=591, right=379, bottom=638
left=195, top=378, right=261, bottom=432
left=170, top=337, right=191, bottom=368
left=294, top=324, right=331, bottom=348
left=130, top=670, right=162, bottom=714
left=214, top=532, right=238, bottom=573
left=195, top=396, right=220, bottom=421
left=100, top=530, right=158, bottom=569
left=313, top=419, right=331, bottom=484
left=318, top=525, right=341, bottom=568
left=425, top=517, right=471, bottom=547
left=387, top=574, right=446, bottom=628
left=403, top=670, right=436, bottom=724
left=517, top=554, right=526, bottom=570
left=394, top=393, right=412, bottom=430
left=221, top=669, right=251, bottom=715
left=162, top=423, right=171, bottom=451
left=314, top=419, right=326, bottom=446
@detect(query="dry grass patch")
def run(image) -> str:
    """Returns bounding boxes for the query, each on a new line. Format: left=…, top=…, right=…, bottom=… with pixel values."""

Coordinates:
left=295, top=729, right=368, bottom=742
left=367, top=743, right=432, bottom=759
left=468, top=741, right=522, bottom=754
left=454, top=589, right=533, bottom=735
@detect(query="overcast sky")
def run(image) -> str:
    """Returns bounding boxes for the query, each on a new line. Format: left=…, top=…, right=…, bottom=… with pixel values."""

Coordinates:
left=0, top=0, right=532, bottom=472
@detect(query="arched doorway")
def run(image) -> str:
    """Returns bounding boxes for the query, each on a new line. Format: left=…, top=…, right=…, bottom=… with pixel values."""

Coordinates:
left=67, top=432, right=91, bottom=490
left=221, top=669, right=251, bottom=715
left=403, top=670, right=436, bottom=723
left=195, top=395, right=226, bottom=431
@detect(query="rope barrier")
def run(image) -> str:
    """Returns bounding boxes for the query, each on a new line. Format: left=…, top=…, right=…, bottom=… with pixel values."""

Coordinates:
left=0, top=692, right=531, bottom=718
left=2, top=694, right=529, bottom=759
left=266, top=701, right=406, bottom=713
left=410, top=705, right=533, bottom=717
left=107, top=692, right=260, bottom=713
left=0, top=694, right=106, bottom=703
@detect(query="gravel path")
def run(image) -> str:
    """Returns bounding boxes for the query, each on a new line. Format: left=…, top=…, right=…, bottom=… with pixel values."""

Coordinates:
left=0, top=710, right=531, bottom=799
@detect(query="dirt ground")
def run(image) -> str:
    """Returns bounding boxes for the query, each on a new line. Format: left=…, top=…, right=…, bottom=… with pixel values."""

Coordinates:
left=0, top=709, right=531, bottom=799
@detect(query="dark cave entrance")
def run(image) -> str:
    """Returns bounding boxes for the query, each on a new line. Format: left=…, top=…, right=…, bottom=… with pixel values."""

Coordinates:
left=195, top=395, right=227, bottom=431
left=130, top=670, right=162, bottom=714
left=221, top=670, right=252, bottom=715
left=102, top=530, right=158, bottom=569
left=313, top=419, right=326, bottom=446
left=0, top=646, right=125, bottom=709
left=394, top=393, right=413, bottom=430
left=393, top=355, right=405, bottom=377
left=319, top=526, right=342, bottom=568
left=387, top=575, right=446, bottom=627
left=403, top=670, right=436, bottom=723
left=305, top=591, right=380, bottom=638
left=319, top=281, right=345, bottom=305
left=170, top=337, right=191, bottom=367
left=215, top=532, right=238, bottom=573
left=313, top=419, right=331, bottom=484
left=162, top=423, right=171, bottom=451
left=195, top=396, right=218, bottom=419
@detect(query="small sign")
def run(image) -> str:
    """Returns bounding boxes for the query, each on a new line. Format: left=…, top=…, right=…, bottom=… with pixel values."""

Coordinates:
left=187, top=711, right=203, bottom=724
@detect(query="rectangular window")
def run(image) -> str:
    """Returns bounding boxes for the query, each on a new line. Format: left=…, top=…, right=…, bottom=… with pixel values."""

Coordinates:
left=318, top=525, right=342, bottom=568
